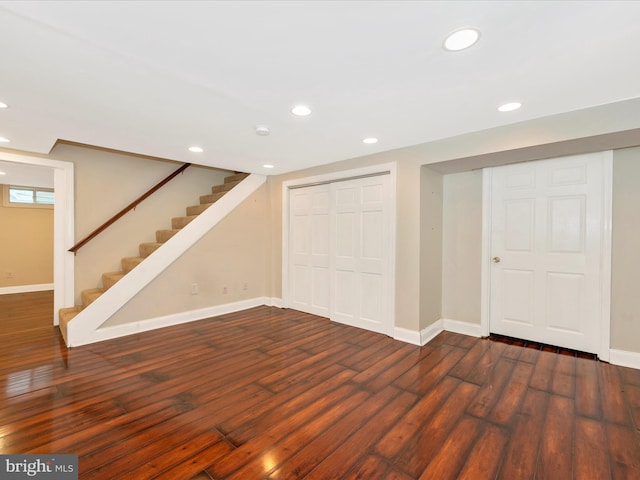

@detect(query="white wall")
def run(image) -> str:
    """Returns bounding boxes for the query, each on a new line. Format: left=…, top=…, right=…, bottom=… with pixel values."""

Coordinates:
left=611, top=146, right=640, bottom=352
left=269, top=153, right=425, bottom=331
left=0, top=186, right=53, bottom=288
left=103, top=184, right=269, bottom=326
left=441, top=170, right=483, bottom=324
left=419, top=166, right=443, bottom=329
left=2, top=100, right=640, bottom=354
left=49, top=143, right=231, bottom=303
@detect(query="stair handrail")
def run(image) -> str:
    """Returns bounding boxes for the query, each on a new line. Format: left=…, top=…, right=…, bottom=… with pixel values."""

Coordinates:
left=68, top=163, right=192, bottom=254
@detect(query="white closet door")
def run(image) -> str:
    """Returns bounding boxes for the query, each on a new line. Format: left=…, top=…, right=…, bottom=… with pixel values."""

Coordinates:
left=331, top=175, right=390, bottom=334
left=289, top=184, right=330, bottom=317
left=287, top=174, right=392, bottom=335
left=489, top=153, right=607, bottom=353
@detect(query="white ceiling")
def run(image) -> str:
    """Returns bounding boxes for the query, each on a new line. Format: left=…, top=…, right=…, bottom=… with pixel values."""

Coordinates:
left=0, top=160, right=54, bottom=188
left=1, top=1, right=640, bottom=175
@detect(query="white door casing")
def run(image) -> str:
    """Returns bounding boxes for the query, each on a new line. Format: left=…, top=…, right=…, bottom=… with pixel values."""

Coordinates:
left=0, top=151, right=75, bottom=324
left=481, top=152, right=612, bottom=357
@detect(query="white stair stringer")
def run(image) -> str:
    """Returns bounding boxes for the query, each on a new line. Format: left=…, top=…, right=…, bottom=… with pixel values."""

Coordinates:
left=65, top=173, right=266, bottom=347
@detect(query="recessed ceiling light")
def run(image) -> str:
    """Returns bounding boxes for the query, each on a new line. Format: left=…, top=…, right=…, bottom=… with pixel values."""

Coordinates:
left=498, top=102, right=522, bottom=112
left=263, top=164, right=275, bottom=169
left=363, top=137, right=378, bottom=144
left=188, top=146, right=203, bottom=153
left=0, top=102, right=8, bottom=109
left=291, top=105, right=311, bottom=116
left=255, top=125, right=270, bottom=136
left=0, top=171, right=6, bottom=175
left=443, top=28, right=480, bottom=51
left=0, top=137, right=10, bottom=143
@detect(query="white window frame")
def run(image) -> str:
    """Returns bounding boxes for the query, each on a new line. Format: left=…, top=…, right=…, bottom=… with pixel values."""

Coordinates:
left=6, top=184, right=55, bottom=207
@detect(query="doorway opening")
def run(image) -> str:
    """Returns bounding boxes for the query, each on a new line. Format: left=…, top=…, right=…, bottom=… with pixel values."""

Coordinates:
left=0, top=151, right=74, bottom=326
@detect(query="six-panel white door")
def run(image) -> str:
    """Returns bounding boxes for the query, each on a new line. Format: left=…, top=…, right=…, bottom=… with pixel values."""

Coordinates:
left=288, top=174, right=392, bottom=335
left=489, top=153, right=607, bottom=353
left=289, top=184, right=330, bottom=317
left=331, top=176, right=390, bottom=334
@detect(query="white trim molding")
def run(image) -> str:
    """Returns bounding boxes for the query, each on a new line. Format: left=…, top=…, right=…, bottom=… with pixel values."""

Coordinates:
left=395, top=319, right=442, bottom=346
left=609, top=349, right=640, bottom=370
left=0, top=151, right=74, bottom=326
left=598, top=151, right=613, bottom=361
left=0, top=283, right=54, bottom=295
left=395, top=318, right=483, bottom=347
left=81, top=297, right=270, bottom=346
left=282, top=162, right=397, bottom=336
left=481, top=152, right=613, bottom=359
left=421, top=319, right=445, bottom=345
left=66, top=174, right=266, bottom=347
left=480, top=168, right=492, bottom=338
left=393, top=326, right=424, bottom=346
left=267, top=297, right=284, bottom=308
left=442, top=318, right=483, bottom=338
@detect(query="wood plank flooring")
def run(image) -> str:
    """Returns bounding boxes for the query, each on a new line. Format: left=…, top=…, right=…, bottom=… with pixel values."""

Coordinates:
left=1, top=296, right=639, bottom=479
left=0, top=290, right=53, bottom=335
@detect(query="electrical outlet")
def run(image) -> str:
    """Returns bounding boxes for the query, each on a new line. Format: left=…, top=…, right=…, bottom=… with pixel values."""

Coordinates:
left=222, top=285, right=228, bottom=294
left=191, top=283, right=199, bottom=295
left=5, top=272, right=13, bottom=279
left=243, top=282, right=248, bottom=291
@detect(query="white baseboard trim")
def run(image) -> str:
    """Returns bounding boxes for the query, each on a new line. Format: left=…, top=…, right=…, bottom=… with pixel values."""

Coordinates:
left=394, top=319, right=444, bottom=346
left=0, top=283, right=54, bottom=295
left=421, top=319, right=444, bottom=345
left=77, top=297, right=270, bottom=346
left=393, top=327, right=423, bottom=346
left=66, top=174, right=267, bottom=347
left=609, top=349, right=640, bottom=370
left=394, top=318, right=483, bottom=347
left=267, top=297, right=284, bottom=308
left=442, top=318, right=483, bottom=338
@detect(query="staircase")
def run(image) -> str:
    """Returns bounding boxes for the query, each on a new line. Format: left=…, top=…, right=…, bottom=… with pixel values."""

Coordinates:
left=59, top=172, right=249, bottom=336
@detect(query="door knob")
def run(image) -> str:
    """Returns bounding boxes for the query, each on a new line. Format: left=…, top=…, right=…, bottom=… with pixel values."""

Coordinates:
left=492, top=256, right=501, bottom=263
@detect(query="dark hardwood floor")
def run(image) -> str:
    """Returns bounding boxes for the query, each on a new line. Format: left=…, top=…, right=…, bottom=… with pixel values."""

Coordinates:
left=1, top=294, right=639, bottom=479
left=0, top=290, right=54, bottom=335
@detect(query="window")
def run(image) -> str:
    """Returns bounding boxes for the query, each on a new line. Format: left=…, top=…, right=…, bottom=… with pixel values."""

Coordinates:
left=8, top=185, right=54, bottom=205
